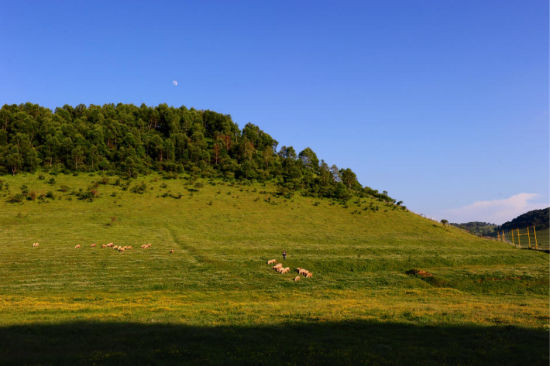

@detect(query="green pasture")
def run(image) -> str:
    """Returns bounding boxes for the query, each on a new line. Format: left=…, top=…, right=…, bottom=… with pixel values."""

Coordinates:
left=0, top=173, right=547, bottom=365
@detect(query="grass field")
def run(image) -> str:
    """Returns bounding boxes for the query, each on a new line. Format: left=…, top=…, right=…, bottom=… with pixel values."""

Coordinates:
left=0, top=173, right=548, bottom=365
left=536, top=228, right=550, bottom=250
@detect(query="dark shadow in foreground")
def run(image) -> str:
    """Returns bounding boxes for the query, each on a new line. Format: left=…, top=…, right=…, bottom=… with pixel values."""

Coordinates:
left=0, top=321, right=547, bottom=365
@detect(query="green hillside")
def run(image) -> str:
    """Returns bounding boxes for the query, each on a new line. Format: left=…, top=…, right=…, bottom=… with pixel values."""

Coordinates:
left=0, top=103, right=391, bottom=203
left=0, top=173, right=547, bottom=364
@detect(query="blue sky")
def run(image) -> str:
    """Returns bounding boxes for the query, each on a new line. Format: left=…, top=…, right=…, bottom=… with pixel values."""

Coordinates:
left=1, top=0, right=548, bottom=224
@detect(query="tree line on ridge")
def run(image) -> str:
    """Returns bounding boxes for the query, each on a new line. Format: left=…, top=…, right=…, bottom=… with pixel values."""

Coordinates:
left=0, top=103, right=396, bottom=203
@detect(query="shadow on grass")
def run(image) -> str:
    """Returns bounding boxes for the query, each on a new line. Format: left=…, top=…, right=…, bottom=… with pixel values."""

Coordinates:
left=0, top=320, right=547, bottom=365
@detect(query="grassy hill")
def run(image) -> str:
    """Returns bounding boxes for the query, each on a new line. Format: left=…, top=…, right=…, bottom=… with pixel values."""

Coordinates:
left=0, top=173, right=548, bottom=365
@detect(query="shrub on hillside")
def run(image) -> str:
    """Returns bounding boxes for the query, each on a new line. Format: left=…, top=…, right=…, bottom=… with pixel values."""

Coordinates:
left=130, top=182, right=147, bottom=194
left=7, top=193, right=25, bottom=203
left=77, top=189, right=98, bottom=201
left=57, top=185, right=70, bottom=192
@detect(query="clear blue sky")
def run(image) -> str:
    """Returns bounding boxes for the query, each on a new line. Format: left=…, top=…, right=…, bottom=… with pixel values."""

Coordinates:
left=1, top=0, right=548, bottom=224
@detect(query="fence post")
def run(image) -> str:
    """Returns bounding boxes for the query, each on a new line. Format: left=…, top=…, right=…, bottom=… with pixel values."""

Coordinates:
left=527, top=226, right=531, bottom=249
left=511, top=230, right=515, bottom=245
left=533, top=226, right=538, bottom=250
left=517, top=228, right=521, bottom=248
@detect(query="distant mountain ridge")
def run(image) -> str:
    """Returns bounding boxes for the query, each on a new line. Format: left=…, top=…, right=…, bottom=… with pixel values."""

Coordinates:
left=451, top=222, right=498, bottom=237
left=501, top=208, right=549, bottom=231
left=452, top=207, right=549, bottom=236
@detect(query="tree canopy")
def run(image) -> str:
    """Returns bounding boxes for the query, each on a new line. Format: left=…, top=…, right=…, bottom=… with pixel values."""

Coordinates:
left=0, top=103, right=396, bottom=202
left=501, top=208, right=549, bottom=231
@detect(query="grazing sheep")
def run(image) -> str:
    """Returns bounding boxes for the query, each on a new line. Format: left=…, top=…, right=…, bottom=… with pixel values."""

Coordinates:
left=281, top=267, right=290, bottom=274
left=294, top=276, right=300, bottom=282
left=90, top=243, right=97, bottom=247
left=170, top=249, right=174, bottom=254
left=32, top=242, right=39, bottom=247
left=295, top=267, right=302, bottom=273
left=272, top=263, right=283, bottom=270
left=306, top=272, right=313, bottom=278
left=267, top=259, right=277, bottom=265
left=101, top=244, right=107, bottom=248
left=276, top=267, right=285, bottom=273
left=127, top=246, right=133, bottom=249
left=298, top=269, right=308, bottom=276
left=74, top=244, right=80, bottom=249
left=106, top=243, right=114, bottom=247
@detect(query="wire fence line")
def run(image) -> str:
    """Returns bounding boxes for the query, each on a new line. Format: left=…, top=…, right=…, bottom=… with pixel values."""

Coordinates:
left=497, top=226, right=549, bottom=252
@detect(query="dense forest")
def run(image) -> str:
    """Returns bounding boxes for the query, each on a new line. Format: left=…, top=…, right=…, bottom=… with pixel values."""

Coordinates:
left=0, top=103, right=397, bottom=203
left=501, top=208, right=549, bottom=231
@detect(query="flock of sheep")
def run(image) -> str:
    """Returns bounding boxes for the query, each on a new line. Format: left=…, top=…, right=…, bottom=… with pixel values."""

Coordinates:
left=31, top=242, right=169, bottom=253
left=31, top=244, right=311, bottom=281
left=267, top=259, right=313, bottom=282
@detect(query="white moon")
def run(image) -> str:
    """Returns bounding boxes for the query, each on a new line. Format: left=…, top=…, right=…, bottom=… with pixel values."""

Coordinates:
left=172, top=80, right=178, bottom=87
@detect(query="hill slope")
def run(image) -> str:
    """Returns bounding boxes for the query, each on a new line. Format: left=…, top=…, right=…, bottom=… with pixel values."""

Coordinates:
left=0, top=103, right=392, bottom=203
left=0, top=173, right=547, bottom=364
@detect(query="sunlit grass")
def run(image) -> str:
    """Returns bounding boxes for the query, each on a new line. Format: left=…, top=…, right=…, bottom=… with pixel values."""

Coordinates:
left=0, top=172, right=547, bottom=330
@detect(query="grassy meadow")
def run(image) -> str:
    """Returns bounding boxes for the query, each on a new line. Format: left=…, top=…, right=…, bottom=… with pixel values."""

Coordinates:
left=0, top=173, right=548, bottom=365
